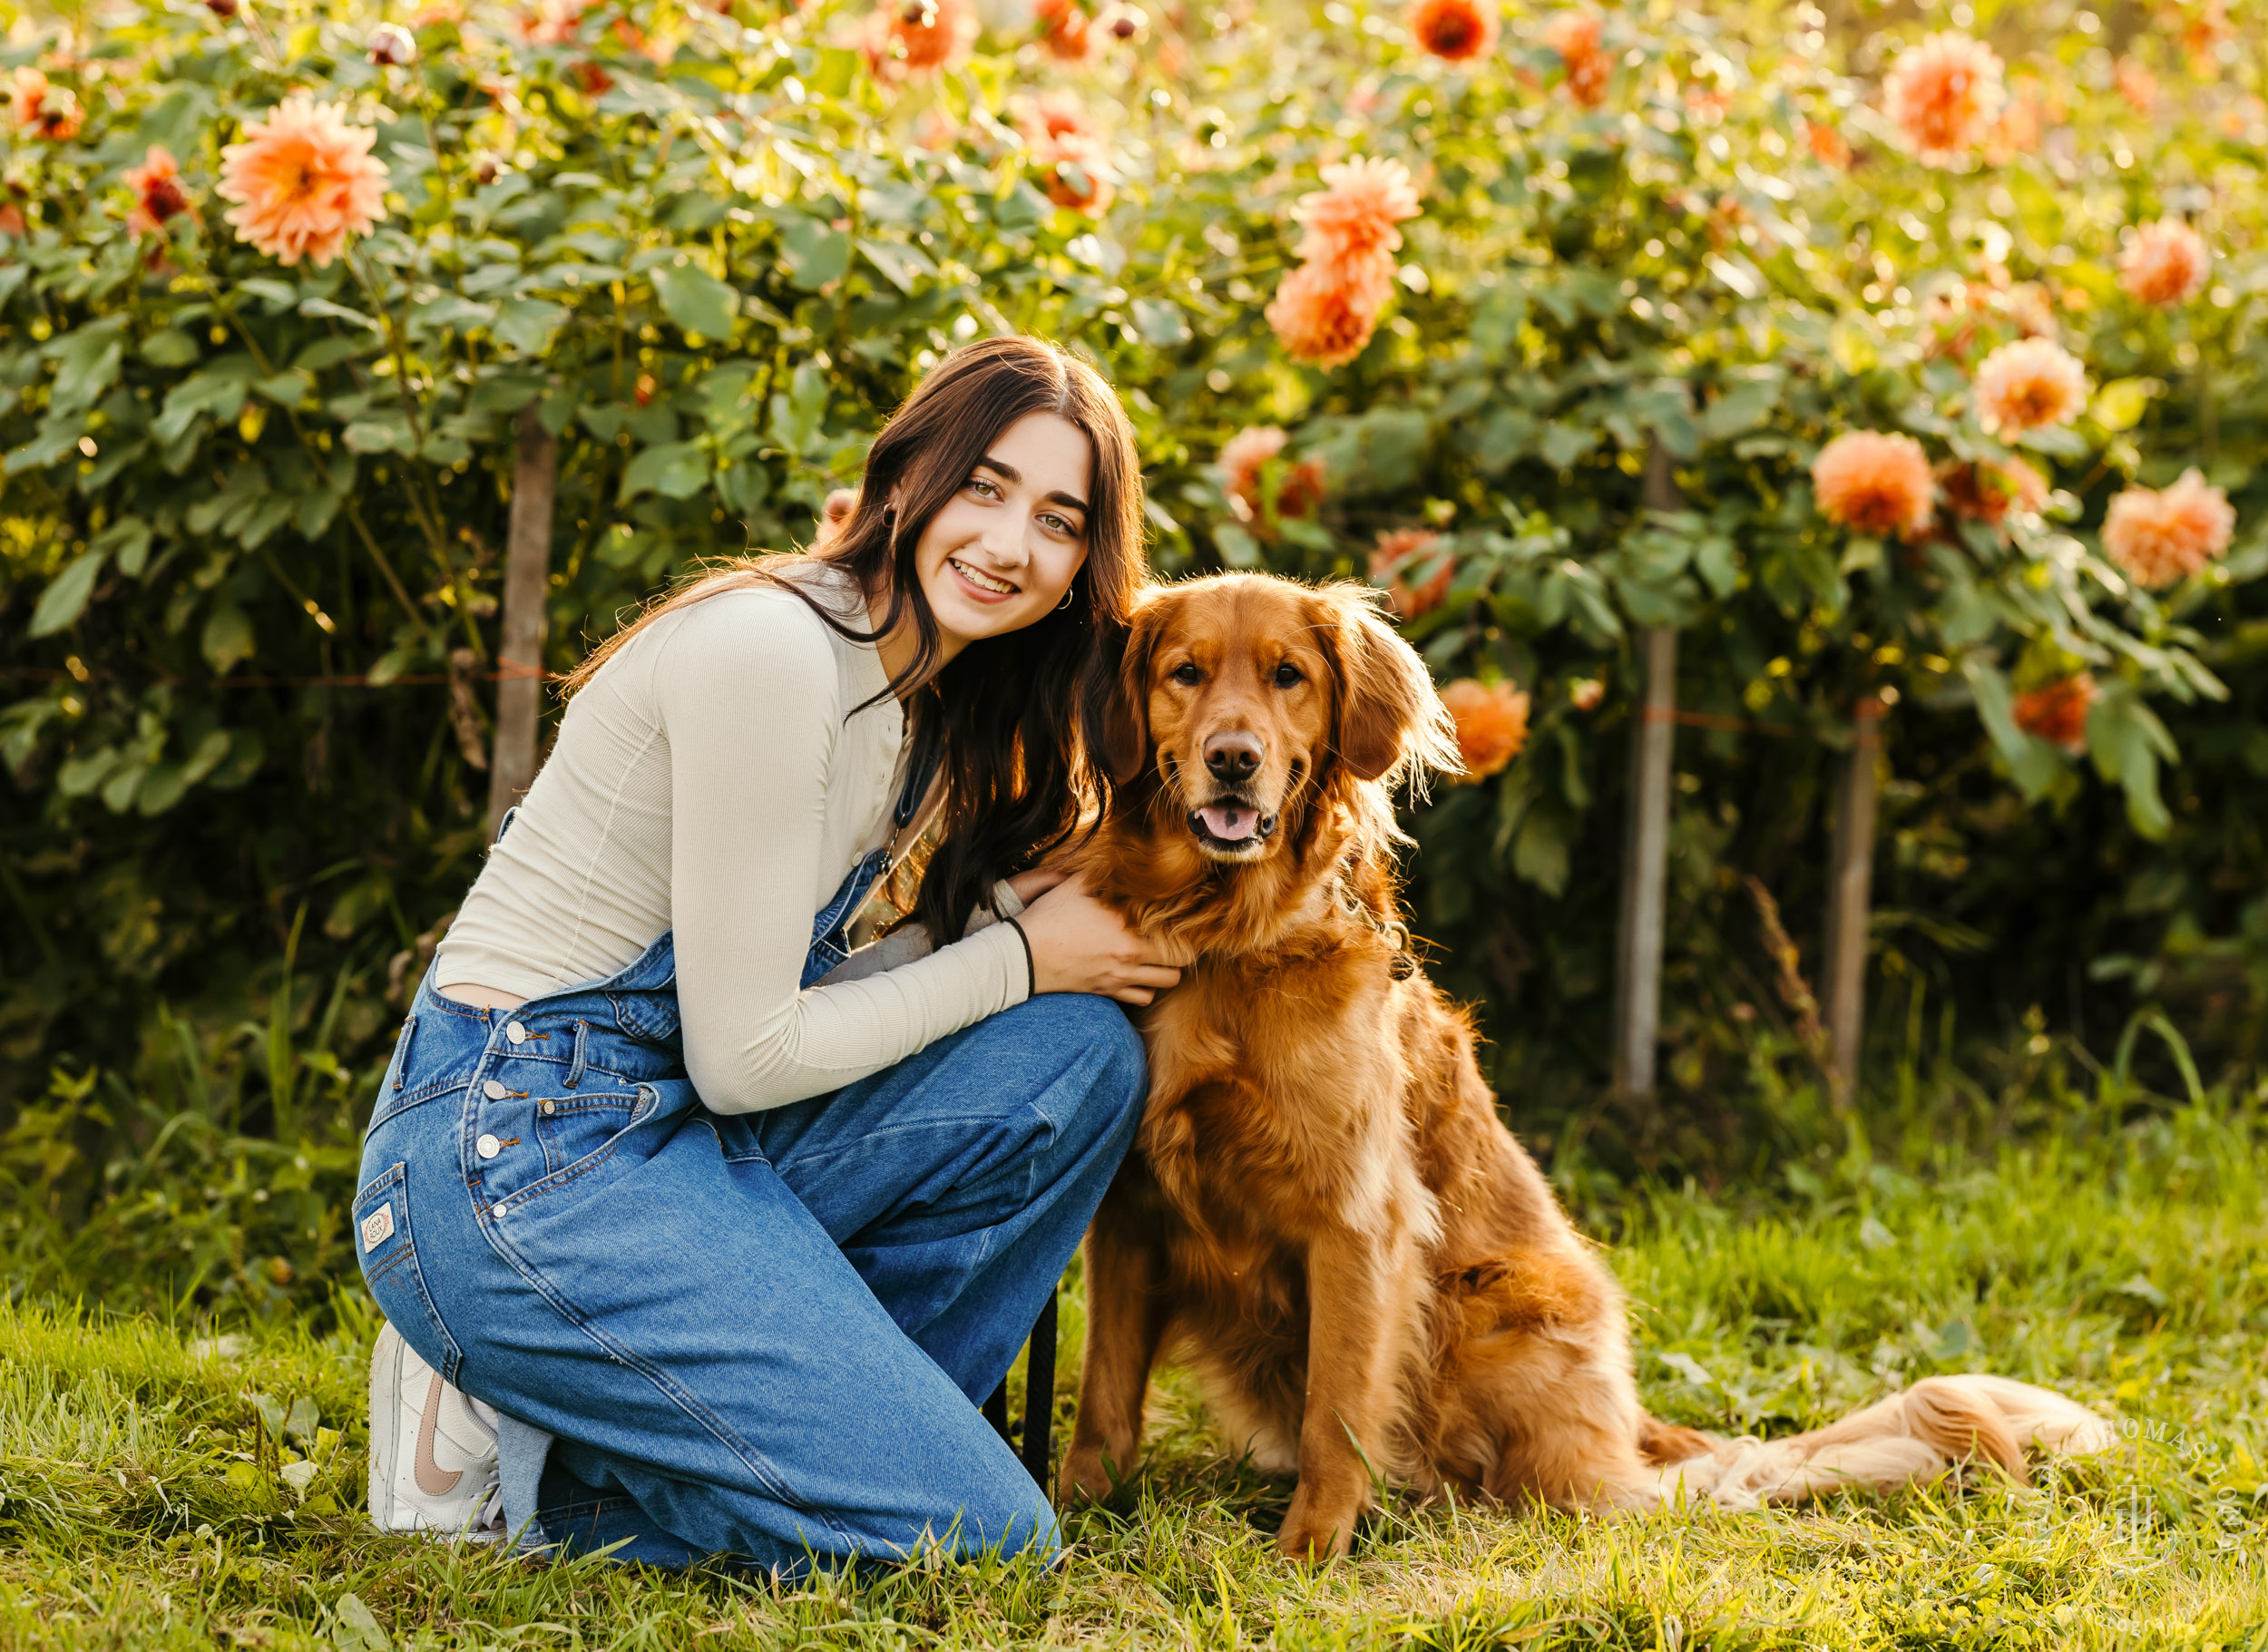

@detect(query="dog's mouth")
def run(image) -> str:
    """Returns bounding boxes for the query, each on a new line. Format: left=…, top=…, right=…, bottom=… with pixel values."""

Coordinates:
left=1188, top=800, right=1279, bottom=857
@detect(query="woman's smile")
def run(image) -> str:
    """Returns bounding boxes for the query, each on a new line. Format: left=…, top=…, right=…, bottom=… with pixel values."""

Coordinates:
left=948, top=556, right=1021, bottom=600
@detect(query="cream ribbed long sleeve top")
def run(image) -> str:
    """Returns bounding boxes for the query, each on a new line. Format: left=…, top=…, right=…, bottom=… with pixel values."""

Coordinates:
left=434, top=566, right=1031, bottom=1112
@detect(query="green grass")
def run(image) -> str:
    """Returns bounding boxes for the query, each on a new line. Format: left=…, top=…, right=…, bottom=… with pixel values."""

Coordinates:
left=5, top=1091, right=2267, bottom=1649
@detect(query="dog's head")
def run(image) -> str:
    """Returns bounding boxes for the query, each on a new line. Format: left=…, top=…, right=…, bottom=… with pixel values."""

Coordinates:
left=1101, top=574, right=1462, bottom=864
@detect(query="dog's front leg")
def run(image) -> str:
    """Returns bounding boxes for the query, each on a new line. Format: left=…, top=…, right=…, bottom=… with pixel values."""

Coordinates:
left=1059, top=1178, right=1172, bottom=1503
left=1277, top=1221, right=1414, bottom=1562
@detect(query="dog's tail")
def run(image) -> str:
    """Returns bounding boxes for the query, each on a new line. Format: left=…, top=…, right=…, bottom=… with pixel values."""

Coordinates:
left=1641, top=1374, right=2116, bottom=1512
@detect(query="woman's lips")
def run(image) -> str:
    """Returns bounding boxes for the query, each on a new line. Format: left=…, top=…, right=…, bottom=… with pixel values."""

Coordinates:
left=948, top=557, right=1020, bottom=602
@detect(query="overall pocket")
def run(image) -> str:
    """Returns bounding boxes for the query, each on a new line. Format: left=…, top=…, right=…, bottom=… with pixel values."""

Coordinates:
left=355, top=1163, right=464, bottom=1385
left=532, top=1089, right=650, bottom=1178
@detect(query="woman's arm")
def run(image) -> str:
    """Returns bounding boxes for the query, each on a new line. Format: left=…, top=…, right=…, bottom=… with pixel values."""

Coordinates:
left=660, top=593, right=1031, bottom=1113
left=812, top=877, right=1031, bottom=988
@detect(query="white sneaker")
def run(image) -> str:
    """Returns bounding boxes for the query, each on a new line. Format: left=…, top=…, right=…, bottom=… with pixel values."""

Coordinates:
left=367, top=1320, right=504, bottom=1541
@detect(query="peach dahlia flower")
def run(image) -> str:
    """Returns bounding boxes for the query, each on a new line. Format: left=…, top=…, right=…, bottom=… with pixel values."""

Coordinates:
left=1543, top=12, right=1610, bottom=108
left=1441, top=679, right=1530, bottom=779
left=860, top=0, right=977, bottom=77
left=2101, top=469, right=2236, bottom=589
left=123, top=145, right=194, bottom=235
left=1220, top=425, right=1326, bottom=523
left=2118, top=219, right=2211, bottom=308
left=1372, top=528, right=1452, bottom=619
left=1938, top=456, right=2047, bottom=525
left=2012, top=674, right=2095, bottom=752
left=1811, top=431, right=1935, bottom=540
left=1882, top=32, right=2004, bottom=166
left=1032, top=0, right=1096, bottom=61
left=10, top=67, right=83, bottom=142
left=1266, top=255, right=1396, bottom=368
left=216, top=95, right=389, bottom=268
left=1290, top=156, right=1422, bottom=267
left=1408, top=0, right=1497, bottom=64
left=1971, top=337, right=2086, bottom=437
left=1017, top=94, right=1112, bottom=213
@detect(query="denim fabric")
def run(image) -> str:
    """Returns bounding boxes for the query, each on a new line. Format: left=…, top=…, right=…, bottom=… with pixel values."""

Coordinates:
left=355, top=919, right=1144, bottom=1577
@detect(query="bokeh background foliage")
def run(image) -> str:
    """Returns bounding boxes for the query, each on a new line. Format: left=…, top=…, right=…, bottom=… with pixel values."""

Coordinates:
left=0, top=0, right=2262, bottom=1314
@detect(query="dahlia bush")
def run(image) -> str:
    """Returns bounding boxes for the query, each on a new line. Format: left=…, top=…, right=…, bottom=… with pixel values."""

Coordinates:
left=0, top=0, right=2263, bottom=1232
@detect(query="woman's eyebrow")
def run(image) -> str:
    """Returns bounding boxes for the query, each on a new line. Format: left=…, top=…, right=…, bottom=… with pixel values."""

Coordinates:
left=977, top=455, right=1090, bottom=514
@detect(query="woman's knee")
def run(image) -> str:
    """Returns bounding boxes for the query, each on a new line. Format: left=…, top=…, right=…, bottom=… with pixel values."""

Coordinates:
left=1017, top=992, right=1146, bottom=1120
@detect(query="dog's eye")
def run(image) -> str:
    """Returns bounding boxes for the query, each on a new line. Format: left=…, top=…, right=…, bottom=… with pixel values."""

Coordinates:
left=1170, top=662, right=1201, bottom=686
left=1273, top=663, right=1304, bottom=688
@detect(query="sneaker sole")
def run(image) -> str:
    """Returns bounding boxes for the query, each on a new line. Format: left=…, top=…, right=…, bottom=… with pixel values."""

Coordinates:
left=367, top=1321, right=408, bottom=1532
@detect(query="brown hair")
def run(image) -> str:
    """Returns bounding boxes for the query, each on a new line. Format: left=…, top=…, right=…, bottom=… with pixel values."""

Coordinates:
left=563, top=336, right=1148, bottom=943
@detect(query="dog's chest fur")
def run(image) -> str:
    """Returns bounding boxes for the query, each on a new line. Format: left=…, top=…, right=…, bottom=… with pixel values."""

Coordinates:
left=1131, top=923, right=1442, bottom=1305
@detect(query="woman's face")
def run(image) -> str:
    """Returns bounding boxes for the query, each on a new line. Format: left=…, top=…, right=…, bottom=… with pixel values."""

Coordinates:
left=905, top=411, right=1094, bottom=660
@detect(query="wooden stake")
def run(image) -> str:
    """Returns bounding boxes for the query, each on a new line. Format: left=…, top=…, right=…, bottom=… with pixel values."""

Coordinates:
left=1610, top=440, right=1684, bottom=1099
left=1822, top=694, right=1885, bottom=1104
left=487, top=403, right=558, bottom=841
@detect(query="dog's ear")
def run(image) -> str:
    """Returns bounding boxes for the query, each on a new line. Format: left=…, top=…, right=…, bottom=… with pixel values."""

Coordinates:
left=1327, top=590, right=1463, bottom=784
left=1098, top=591, right=1163, bottom=784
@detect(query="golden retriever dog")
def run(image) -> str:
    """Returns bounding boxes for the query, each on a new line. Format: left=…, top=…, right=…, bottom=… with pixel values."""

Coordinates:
left=1057, top=572, right=2113, bottom=1562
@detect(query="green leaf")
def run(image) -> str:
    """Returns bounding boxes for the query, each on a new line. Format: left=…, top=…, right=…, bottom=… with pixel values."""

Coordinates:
left=807, top=44, right=860, bottom=97
left=857, top=239, right=935, bottom=295
left=1511, top=800, right=1571, bottom=895
left=1130, top=298, right=1191, bottom=347
left=241, top=277, right=299, bottom=311
left=651, top=259, right=738, bottom=337
left=332, top=1592, right=394, bottom=1652
left=618, top=440, right=710, bottom=503
left=2087, top=679, right=2177, bottom=840
left=778, top=217, right=850, bottom=292
left=342, top=420, right=406, bottom=455
left=254, top=369, right=313, bottom=406
left=48, top=321, right=127, bottom=414
left=142, top=330, right=200, bottom=367
left=494, top=298, right=570, bottom=355
left=202, top=603, right=256, bottom=675
left=93, top=516, right=153, bottom=577
left=29, top=549, right=108, bottom=637
left=1214, top=523, right=1261, bottom=569
left=1539, top=421, right=1597, bottom=471
left=180, top=728, right=233, bottom=785
left=2092, top=376, right=2164, bottom=434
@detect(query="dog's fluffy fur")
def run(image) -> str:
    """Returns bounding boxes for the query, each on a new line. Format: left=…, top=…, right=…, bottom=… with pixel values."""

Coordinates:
left=1058, top=573, right=2113, bottom=1561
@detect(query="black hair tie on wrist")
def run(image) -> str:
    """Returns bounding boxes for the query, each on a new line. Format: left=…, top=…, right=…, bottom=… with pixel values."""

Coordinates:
left=1004, top=915, right=1037, bottom=999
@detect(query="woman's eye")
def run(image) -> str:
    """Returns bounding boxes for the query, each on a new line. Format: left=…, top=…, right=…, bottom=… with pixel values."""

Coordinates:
left=1171, top=662, right=1201, bottom=686
left=1274, top=663, right=1304, bottom=688
left=1041, top=513, right=1079, bottom=536
left=967, top=477, right=999, bottom=498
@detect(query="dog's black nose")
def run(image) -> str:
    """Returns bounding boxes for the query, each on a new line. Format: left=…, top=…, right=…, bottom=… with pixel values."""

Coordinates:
left=1203, top=731, right=1262, bottom=780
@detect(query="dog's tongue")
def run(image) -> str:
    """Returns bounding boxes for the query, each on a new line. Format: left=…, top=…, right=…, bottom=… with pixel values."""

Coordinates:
left=1198, top=806, right=1258, bottom=842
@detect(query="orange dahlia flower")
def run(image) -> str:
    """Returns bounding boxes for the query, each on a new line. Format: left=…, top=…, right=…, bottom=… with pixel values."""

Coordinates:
left=1016, top=93, right=1113, bottom=213
left=1882, top=32, right=2004, bottom=166
left=1803, top=118, right=1852, bottom=170
left=2118, top=218, right=2211, bottom=308
left=2116, top=55, right=2156, bottom=116
left=2101, top=469, right=2236, bottom=589
left=1543, top=12, right=1609, bottom=108
left=1266, top=254, right=1396, bottom=369
left=1971, top=337, right=2086, bottom=437
left=861, top=0, right=977, bottom=78
left=1032, top=0, right=1096, bottom=61
left=1811, top=431, right=1935, bottom=541
left=1408, top=0, right=1497, bottom=63
left=10, top=67, right=83, bottom=142
left=216, top=95, right=389, bottom=268
left=123, top=145, right=194, bottom=236
left=1938, top=456, right=2047, bottom=525
left=1289, top=156, right=1422, bottom=268
left=2012, top=674, right=2095, bottom=751
left=1372, top=528, right=1452, bottom=619
left=1441, top=679, right=1530, bottom=779
left=1220, top=426, right=1326, bottom=524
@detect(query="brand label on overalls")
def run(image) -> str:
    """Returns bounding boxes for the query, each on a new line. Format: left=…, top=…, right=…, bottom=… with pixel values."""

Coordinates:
left=361, top=1202, right=396, bottom=1251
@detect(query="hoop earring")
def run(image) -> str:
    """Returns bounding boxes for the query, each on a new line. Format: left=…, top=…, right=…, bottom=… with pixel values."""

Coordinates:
left=1056, top=586, right=1077, bottom=611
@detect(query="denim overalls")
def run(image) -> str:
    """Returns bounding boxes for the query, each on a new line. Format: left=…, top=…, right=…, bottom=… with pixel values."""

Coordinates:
left=354, top=743, right=1145, bottom=1574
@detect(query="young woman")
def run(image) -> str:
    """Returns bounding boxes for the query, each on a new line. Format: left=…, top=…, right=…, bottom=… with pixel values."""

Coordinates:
left=355, top=337, right=1178, bottom=1575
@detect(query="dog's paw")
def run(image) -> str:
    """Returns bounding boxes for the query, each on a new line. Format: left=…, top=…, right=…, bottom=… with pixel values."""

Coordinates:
left=1274, top=1490, right=1358, bottom=1563
left=1056, top=1444, right=1121, bottom=1504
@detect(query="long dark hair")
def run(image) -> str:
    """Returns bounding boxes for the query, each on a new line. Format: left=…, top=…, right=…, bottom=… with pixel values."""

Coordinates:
left=564, top=336, right=1148, bottom=943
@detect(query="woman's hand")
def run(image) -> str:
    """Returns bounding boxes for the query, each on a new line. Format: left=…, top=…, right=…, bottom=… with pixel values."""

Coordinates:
left=1004, top=864, right=1071, bottom=907
left=1014, top=872, right=1184, bottom=1005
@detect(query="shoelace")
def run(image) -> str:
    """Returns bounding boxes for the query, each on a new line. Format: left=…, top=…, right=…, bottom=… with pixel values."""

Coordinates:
left=470, top=1461, right=505, bottom=1540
